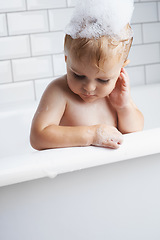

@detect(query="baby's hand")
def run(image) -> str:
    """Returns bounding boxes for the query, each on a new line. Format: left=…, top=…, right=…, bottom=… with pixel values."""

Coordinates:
left=109, top=68, right=131, bottom=110
left=92, top=124, right=123, bottom=149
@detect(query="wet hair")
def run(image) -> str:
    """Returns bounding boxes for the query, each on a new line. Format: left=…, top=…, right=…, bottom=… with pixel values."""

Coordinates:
left=64, top=24, right=133, bottom=71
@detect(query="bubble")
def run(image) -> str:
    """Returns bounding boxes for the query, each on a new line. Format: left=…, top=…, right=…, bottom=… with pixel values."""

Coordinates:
left=65, top=0, right=134, bottom=40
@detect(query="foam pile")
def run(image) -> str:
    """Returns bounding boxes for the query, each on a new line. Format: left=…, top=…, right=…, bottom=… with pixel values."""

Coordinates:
left=65, top=0, right=134, bottom=40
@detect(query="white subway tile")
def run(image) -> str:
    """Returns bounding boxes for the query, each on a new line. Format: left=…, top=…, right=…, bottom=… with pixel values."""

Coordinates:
left=0, top=61, right=12, bottom=83
left=126, top=66, right=145, bottom=86
left=158, top=2, right=160, bottom=21
left=31, top=32, right=64, bottom=56
left=128, top=44, right=160, bottom=66
left=49, top=8, right=74, bottom=32
left=0, top=35, right=30, bottom=61
left=0, top=14, right=7, bottom=36
left=143, top=22, right=160, bottom=43
left=35, top=77, right=56, bottom=100
left=67, top=0, right=76, bottom=7
left=131, top=24, right=142, bottom=45
left=27, top=0, right=66, bottom=10
left=146, top=64, right=160, bottom=84
left=0, top=81, right=35, bottom=103
left=52, top=54, right=66, bottom=76
left=0, top=0, right=26, bottom=13
left=8, top=11, right=49, bottom=35
left=131, top=2, right=158, bottom=24
left=12, top=56, right=53, bottom=81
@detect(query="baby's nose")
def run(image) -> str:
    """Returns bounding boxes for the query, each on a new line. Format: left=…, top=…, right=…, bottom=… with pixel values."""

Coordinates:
left=83, top=81, right=96, bottom=92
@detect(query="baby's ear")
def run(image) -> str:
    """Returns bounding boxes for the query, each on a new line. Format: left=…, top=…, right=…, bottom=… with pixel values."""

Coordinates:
left=123, top=59, right=130, bottom=67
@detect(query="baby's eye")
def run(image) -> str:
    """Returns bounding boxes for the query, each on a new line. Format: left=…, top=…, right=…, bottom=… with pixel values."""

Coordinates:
left=97, top=78, right=110, bottom=84
left=73, top=73, right=85, bottom=79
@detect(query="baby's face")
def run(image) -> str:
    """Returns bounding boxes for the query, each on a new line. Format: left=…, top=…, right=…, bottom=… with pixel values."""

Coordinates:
left=66, top=54, right=123, bottom=103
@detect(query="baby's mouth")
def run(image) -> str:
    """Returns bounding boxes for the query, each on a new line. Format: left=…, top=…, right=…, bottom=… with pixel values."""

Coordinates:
left=82, top=92, right=96, bottom=97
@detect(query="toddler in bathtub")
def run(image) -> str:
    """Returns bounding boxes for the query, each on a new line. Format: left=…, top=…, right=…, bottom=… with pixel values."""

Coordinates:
left=30, top=0, right=144, bottom=150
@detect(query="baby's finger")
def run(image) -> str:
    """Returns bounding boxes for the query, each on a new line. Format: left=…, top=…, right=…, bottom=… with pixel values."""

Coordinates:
left=120, top=72, right=129, bottom=88
left=121, top=67, right=125, bottom=73
left=122, top=68, right=129, bottom=79
left=120, top=73, right=127, bottom=87
left=102, top=140, right=120, bottom=149
left=104, top=135, right=123, bottom=149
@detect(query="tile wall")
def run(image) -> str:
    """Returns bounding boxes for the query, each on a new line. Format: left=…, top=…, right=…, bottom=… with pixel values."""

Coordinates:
left=0, top=0, right=160, bottom=103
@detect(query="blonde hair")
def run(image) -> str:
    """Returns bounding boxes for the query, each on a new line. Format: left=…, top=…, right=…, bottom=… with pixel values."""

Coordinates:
left=64, top=24, right=133, bottom=71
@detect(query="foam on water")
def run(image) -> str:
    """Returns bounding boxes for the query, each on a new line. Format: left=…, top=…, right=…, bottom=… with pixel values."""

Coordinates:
left=65, top=0, right=134, bottom=40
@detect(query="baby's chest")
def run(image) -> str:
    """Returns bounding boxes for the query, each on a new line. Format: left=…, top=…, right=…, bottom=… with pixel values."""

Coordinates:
left=60, top=99, right=117, bottom=127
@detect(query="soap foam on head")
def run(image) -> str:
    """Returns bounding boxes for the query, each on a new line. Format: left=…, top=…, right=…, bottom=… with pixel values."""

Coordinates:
left=65, top=0, right=134, bottom=40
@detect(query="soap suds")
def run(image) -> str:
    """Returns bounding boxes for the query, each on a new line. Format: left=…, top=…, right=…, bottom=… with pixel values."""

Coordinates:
left=65, top=0, right=134, bottom=40
left=94, top=126, right=123, bottom=147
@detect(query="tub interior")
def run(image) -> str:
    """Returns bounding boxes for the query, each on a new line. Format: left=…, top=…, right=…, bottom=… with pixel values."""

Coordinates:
left=0, top=153, right=160, bottom=240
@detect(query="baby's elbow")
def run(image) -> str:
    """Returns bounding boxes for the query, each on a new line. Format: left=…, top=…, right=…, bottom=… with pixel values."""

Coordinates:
left=30, top=129, right=44, bottom=151
left=133, top=114, right=144, bottom=133
left=120, top=124, right=144, bottom=134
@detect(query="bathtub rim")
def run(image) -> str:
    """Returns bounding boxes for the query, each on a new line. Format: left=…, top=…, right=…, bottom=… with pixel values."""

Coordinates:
left=0, top=127, right=160, bottom=188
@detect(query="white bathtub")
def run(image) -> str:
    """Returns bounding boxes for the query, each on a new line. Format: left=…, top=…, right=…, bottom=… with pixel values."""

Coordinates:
left=0, top=83, right=160, bottom=240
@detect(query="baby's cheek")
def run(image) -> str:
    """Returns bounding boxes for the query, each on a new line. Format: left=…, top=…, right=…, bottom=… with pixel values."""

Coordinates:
left=104, top=84, right=116, bottom=95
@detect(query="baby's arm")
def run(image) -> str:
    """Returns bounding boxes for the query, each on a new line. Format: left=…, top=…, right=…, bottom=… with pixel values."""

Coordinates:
left=30, top=80, right=123, bottom=150
left=109, top=68, right=144, bottom=133
left=30, top=81, right=92, bottom=149
left=116, top=100, right=144, bottom=133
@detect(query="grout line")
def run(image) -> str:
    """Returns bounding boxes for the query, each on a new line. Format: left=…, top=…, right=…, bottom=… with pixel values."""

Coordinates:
left=131, top=20, right=160, bottom=25
left=141, top=23, right=144, bottom=44
left=157, top=1, right=160, bottom=21
left=0, top=51, right=65, bottom=62
left=66, top=0, right=68, bottom=8
left=51, top=55, right=55, bottom=76
left=28, top=34, right=32, bottom=57
left=0, top=74, right=55, bottom=86
left=156, top=1, right=159, bottom=21
left=144, top=65, right=147, bottom=85
left=139, top=1, right=159, bottom=3
left=0, top=6, right=74, bottom=15
left=159, top=42, right=160, bottom=64
left=32, top=80, right=37, bottom=101
left=0, top=76, right=56, bottom=86
left=127, top=62, right=160, bottom=68
left=5, top=13, right=9, bottom=36
left=0, top=30, right=64, bottom=38
left=47, top=9, right=51, bottom=32
left=25, top=0, right=28, bottom=11
left=10, top=60, right=14, bottom=83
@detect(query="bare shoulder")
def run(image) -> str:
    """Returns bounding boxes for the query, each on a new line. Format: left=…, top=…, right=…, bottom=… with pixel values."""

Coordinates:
left=32, top=75, right=69, bottom=129
left=42, top=75, right=68, bottom=101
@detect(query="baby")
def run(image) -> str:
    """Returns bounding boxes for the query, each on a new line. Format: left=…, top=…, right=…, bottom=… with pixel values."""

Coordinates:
left=30, top=0, right=144, bottom=150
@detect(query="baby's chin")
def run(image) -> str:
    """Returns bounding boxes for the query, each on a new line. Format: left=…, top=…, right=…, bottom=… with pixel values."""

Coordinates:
left=80, top=94, right=99, bottom=103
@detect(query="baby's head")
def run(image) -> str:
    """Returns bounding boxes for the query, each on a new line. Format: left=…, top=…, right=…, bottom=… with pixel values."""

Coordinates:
left=64, top=24, right=133, bottom=102
left=64, top=23, right=133, bottom=71
left=64, top=0, right=134, bottom=70
left=64, top=0, right=134, bottom=102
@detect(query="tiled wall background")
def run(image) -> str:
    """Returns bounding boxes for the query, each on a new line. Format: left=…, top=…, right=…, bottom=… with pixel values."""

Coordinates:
left=0, top=0, right=160, bottom=103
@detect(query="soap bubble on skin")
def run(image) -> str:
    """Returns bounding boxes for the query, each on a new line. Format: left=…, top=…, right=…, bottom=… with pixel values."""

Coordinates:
left=94, top=126, right=123, bottom=148
left=65, top=0, right=134, bottom=41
